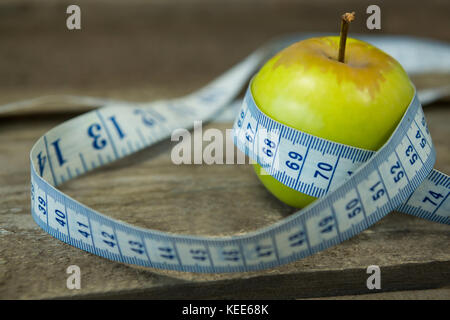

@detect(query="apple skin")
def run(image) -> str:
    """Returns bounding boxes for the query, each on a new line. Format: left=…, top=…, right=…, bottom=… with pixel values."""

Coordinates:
left=252, top=36, right=414, bottom=208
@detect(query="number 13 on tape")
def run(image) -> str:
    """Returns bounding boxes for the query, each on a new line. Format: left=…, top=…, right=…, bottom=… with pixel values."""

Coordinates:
left=29, top=37, right=449, bottom=273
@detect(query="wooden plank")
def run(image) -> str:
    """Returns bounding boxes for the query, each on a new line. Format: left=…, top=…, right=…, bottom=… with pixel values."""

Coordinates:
left=305, top=287, right=450, bottom=300
left=0, top=0, right=449, bottom=300
left=0, top=107, right=449, bottom=299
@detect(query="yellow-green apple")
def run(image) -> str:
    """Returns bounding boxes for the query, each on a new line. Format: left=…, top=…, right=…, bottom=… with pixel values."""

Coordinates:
left=251, top=35, right=414, bottom=208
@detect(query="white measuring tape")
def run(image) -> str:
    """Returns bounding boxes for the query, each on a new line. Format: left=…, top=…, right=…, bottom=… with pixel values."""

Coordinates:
left=26, top=34, right=449, bottom=273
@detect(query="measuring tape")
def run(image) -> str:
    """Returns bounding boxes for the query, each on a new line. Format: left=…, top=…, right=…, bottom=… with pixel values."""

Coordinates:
left=27, top=34, right=449, bottom=273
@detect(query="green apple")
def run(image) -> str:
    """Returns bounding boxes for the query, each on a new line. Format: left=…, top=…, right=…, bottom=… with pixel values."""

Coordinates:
left=252, top=36, right=414, bottom=208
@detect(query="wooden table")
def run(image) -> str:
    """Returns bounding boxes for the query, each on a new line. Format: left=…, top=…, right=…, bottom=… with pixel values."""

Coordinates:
left=0, top=0, right=449, bottom=299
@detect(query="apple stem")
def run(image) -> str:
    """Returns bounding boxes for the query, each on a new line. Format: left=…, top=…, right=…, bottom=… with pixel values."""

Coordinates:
left=338, top=12, right=355, bottom=63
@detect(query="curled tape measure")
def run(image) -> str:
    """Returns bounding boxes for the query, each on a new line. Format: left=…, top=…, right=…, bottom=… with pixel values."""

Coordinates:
left=27, top=34, right=449, bottom=273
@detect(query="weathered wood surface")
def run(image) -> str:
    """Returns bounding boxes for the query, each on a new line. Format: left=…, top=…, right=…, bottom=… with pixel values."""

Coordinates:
left=0, top=0, right=450, bottom=299
left=305, top=287, right=450, bottom=300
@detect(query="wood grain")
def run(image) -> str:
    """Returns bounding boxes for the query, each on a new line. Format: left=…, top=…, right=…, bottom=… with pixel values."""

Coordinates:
left=0, top=0, right=449, bottom=299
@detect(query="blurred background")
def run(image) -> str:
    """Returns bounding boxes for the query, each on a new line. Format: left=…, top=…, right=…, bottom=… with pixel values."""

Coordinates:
left=1, top=0, right=449, bottom=104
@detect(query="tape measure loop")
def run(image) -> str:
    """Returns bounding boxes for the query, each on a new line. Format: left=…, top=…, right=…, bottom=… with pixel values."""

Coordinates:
left=27, top=36, right=449, bottom=273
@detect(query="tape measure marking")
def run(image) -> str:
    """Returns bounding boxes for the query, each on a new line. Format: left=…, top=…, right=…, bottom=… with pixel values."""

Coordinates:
left=28, top=38, right=449, bottom=273
left=234, top=85, right=429, bottom=200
